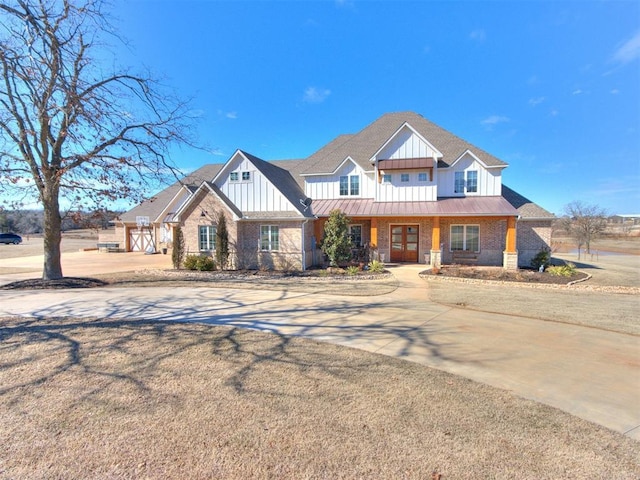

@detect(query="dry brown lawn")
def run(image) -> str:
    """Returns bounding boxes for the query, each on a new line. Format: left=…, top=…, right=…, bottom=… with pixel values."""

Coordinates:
left=1, top=316, right=638, bottom=479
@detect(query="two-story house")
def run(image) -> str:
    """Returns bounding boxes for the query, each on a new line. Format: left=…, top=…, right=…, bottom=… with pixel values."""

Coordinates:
left=113, top=112, right=554, bottom=270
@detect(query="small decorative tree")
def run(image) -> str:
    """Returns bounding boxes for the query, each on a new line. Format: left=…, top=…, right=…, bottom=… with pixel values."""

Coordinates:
left=172, top=227, right=185, bottom=269
left=215, top=211, right=230, bottom=270
left=321, top=209, right=352, bottom=267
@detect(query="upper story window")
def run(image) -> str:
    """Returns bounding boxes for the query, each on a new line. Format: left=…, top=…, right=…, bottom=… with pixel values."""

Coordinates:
left=340, top=175, right=360, bottom=196
left=401, top=173, right=410, bottom=182
left=454, top=170, right=478, bottom=194
left=230, top=171, right=252, bottom=183
left=382, top=174, right=392, bottom=184
left=418, top=172, right=428, bottom=182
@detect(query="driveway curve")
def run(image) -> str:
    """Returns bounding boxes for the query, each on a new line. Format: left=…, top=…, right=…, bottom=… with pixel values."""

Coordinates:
left=0, top=258, right=638, bottom=440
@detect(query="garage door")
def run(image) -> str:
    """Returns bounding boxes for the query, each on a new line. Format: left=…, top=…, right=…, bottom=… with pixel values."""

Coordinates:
left=129, top=229, right=154, bottom=252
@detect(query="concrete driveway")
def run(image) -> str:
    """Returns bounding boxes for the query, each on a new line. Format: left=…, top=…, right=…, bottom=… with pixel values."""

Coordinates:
left=1, top=252, right=639, bottom=440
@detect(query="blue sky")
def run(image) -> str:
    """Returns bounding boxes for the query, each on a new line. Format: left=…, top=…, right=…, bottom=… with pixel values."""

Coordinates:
left=113, top=0, right=640, bottom=215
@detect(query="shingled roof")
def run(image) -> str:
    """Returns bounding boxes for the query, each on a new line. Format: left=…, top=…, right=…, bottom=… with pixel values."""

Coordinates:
left=119, top=163, right=223, bottom=223
left=502, top=185, right=555, bottom=219
left=300, top=112, right=507, bottom=175
left=239, top=151, right=314, bottom=218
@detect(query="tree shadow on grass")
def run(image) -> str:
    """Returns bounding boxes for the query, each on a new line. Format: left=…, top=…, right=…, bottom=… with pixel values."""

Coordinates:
left=0, top=286, right=491, bottom=404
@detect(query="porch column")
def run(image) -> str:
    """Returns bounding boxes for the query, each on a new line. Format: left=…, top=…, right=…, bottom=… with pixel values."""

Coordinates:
left=370, top=218, right=378, bottom=259
left=430, top=216, right=442, bottom=267
left=503, top=216, right=518, bottom=270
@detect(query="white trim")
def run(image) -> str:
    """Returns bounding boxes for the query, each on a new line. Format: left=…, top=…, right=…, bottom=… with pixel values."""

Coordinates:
left=174, top=181, right=241, bottom=221
left=299, top=156, right=375, bottom=176
left=211, top=149, right=246, bottom=184
left=446, top=149, right=504, bottom=169
left=369, top=122, right=443, bottom=163
left=153, top=184, right=194, bottom=223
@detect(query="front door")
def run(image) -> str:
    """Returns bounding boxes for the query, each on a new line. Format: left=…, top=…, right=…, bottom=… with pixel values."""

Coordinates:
left=390, top=225, right=419, bottom=262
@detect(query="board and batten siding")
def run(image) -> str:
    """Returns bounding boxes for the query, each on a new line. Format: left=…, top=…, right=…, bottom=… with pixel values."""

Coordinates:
left=219, top=156, right=299, bottom=213
left=374, top=127, right=440, bottom=161
left=376, top=170, right=437, bottom=202
left=304, top=161, right=375, bottom=199
left=438, top=153, right=502, bottom=197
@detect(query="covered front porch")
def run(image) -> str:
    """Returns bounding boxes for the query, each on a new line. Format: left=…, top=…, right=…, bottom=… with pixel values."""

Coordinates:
left=312, top=206, right=519, bottom=269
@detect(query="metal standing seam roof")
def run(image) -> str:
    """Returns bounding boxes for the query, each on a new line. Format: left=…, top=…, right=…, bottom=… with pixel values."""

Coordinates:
left=311, top=196, right=519, bottom=217
left=379, top=158, right=435, bottom=170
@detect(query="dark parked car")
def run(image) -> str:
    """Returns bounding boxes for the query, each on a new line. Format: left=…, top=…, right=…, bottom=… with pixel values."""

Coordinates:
left=0, top=233, right=22, bottom=244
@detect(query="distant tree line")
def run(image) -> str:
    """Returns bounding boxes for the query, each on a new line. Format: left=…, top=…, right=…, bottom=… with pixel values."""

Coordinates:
left=0, top=209, right=121, bottom=235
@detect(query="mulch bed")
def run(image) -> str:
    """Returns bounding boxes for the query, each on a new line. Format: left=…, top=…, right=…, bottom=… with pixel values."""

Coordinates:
left=421, top=266, right=589, bottom=285
left=1, top=277, right=108, bottom=290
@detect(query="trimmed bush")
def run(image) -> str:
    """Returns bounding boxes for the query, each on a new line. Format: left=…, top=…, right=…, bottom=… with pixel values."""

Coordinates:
left=184, top=254, right=216, bottom=271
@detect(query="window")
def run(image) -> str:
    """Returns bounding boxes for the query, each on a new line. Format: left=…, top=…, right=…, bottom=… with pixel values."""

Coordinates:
left=349, top=225, right=362, bottom=247
left=350, top=175, right=360, bottom=195
left=454, top=170, right=478, bottom=194
left=339, top=175, right=360, bottom=196
left=260, top=225, right=279, bottom=251
left=466, top=170, right=477, bottom=192
left=450, top=225, right=479, bottom=252
left=454, top=171, right=465, bottom=193
left=418, top=172, right=428, bottom=182
left=382, top=174, right=392, bottom=183
left=242, top=171, right=252, bottom=182
left=339, top=176, right=349, bottom=195
left=401, top=173, right=410, bottom=182
left=230, top=172, right=239, bottom=182
left=199, top=225, right=216, bottom=251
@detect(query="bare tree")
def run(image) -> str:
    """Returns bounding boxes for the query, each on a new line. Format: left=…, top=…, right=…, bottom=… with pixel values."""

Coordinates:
left=0, top=0, right=197, bottom=279
left=560, top=201, right=608, bottom=257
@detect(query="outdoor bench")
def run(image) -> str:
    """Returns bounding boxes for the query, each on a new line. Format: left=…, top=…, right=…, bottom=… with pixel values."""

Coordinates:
left=451, top=251, right=479, bottom=265
left=97, top=242, right=123, bottom=253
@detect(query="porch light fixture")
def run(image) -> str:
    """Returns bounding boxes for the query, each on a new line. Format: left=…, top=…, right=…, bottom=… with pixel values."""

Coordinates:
left=200, top=210, right=207, bottom=217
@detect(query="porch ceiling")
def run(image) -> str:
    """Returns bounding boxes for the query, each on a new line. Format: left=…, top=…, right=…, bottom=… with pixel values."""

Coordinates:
left=312, top=197, right=519, bottom=217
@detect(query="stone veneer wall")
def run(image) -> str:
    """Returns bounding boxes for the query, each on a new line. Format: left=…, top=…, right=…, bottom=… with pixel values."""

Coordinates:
left=516, top=220, right=553, bottom=268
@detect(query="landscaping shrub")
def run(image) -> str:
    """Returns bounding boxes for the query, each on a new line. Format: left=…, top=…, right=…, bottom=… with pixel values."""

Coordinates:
left=172, top=227, right=185, bottom=269
left=368, top=259, right=385, bottom=273
left=184, top=254, right=216, bottom=271
left=547, top=262, right=577, bottom=277
left=346, top=265, right=359, bottom=276
left=531, top=247, right=551, bottom=271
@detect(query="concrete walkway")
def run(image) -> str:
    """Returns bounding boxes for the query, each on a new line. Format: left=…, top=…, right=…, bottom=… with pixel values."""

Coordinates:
left=0, top=255, right=638, bottom=440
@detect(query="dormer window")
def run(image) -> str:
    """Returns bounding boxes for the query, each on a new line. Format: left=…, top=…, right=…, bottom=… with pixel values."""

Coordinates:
left=340, top=175, right=360, bottom=196
left=455, top=170, right=478, bottom=194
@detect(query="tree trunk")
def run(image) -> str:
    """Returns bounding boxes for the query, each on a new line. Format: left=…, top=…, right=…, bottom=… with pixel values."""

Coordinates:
left=42, top=189, right=63, bottom=280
